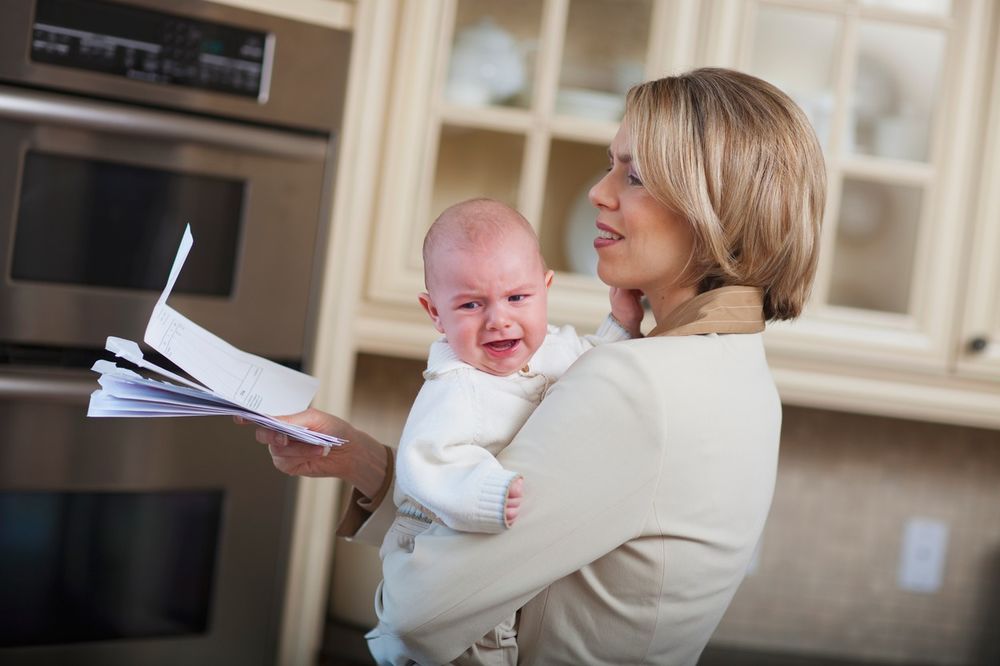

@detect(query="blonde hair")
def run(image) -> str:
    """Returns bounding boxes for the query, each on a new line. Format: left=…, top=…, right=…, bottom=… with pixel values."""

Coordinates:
left=624, top=68, right=826, bottom=320
left=422, top=198, right=543, bottom=290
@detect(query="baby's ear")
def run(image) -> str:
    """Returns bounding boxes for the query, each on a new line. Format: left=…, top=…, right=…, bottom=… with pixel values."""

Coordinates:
left=544, top=270, right=554, bottom=289
left=418, top=292, right=445, bottom=333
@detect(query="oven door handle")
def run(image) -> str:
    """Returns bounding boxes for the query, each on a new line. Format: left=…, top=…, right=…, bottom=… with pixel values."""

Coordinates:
left=0, top=373, right=96, bottom=404
left=0, top=84, right=327, bottom=160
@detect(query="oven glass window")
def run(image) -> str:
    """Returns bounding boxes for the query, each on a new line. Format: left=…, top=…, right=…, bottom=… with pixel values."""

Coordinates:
left=11, top=151, right=243, bottom=296
left=0, top=490, right=223, bottom=646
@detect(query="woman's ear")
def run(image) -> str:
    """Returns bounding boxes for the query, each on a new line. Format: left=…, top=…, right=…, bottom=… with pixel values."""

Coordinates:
left=544, top=270, right=554, bottom=289
left=418, top=292, right=446, bottom=333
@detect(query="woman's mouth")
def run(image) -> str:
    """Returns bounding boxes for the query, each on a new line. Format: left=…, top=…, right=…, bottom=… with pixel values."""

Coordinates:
left=594, top=226, right=623, bottom=248
left=484, top=339, right=521, bottom=357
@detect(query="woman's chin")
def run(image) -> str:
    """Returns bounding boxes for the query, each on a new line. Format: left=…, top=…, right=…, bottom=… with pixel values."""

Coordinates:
left=595, top=262, right=631, bottom=289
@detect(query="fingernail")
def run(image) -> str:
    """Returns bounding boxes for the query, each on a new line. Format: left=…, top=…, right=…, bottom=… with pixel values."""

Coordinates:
left=255, top=430, right=267, bottom=445
left=276, top=433, right=288, bottom=446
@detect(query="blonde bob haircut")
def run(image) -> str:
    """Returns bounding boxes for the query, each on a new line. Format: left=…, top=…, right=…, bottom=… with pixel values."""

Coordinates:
left=623, top=67, right=826, bottom=321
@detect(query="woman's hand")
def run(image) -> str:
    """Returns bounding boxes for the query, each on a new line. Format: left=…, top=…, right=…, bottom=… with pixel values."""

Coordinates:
left=236, top=408, right=389, bottom=499
left=610, top=287, right=645, bottom=337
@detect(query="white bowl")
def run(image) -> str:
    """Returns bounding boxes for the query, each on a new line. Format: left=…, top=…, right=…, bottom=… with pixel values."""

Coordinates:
left=556, top=88, right=624, bottom=122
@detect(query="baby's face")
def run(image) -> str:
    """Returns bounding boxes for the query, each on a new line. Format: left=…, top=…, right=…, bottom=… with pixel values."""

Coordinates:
left=422, top=231, right=553, bottom=376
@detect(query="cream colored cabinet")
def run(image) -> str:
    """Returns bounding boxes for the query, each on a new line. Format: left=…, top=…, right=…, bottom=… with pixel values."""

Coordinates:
left=690, top=0, right=1000, bottom=429
left=354, top=0, right=1000, bottom=428
left=701, top=0, right=992, bottom=373
left=359, top=0, right=699, bottom=354
left=956, top=26, right=1000, bottom=382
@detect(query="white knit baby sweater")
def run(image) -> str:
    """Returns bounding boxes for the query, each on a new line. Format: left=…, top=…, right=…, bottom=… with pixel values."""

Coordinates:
left=394, top=318, right=628, bottom=533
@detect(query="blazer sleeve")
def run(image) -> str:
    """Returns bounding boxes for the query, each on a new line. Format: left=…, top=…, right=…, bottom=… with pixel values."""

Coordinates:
left=395, top=373, right=520, bottom=534
left=367, top=342, right=666, bottom=664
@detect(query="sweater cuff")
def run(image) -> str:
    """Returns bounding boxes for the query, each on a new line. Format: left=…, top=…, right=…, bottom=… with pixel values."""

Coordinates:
left=336, top=444, right=395, bottom=538
left=595, top=313, right=633, bottom=341
left=469, top=469, right=521, bottom=534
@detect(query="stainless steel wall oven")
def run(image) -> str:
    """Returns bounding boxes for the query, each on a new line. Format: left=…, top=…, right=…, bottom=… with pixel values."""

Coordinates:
left=0, top=1, right=350, bottom=663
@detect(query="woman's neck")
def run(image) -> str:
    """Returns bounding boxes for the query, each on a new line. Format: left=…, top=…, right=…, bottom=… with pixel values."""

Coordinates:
left=645, top=283, right=699, bottom=329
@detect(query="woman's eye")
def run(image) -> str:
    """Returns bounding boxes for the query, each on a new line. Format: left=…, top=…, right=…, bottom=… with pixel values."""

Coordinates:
left=627, top=172, right=643, bottom=186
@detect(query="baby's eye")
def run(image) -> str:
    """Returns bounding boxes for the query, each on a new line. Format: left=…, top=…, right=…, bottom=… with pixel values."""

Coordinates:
left=459, top=302, right=480, bottom=310
left=508, top=294, right=528, bottom=303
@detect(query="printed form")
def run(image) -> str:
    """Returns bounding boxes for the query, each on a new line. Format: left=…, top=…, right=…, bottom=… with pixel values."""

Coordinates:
left=88, top=225, right=343, bottom=448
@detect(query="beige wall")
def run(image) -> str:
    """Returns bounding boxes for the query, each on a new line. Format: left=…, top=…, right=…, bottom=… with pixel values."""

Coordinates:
left=716, top=405, right=1000, bottom=664
left=331, top=353, right=1000, bottom=664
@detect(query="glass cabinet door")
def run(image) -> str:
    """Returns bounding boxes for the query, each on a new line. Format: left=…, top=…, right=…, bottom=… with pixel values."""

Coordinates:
left=956, top=27, right=1000, bottom=382
left=708, top=0, right=988, bottom=371
left=368, top=0, right=696, bottom=335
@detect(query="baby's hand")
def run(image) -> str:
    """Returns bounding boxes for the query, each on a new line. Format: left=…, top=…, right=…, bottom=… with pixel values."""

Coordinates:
left=610, top=287, right=644, bottom=337
left=504, top=477, right=524, bottom=527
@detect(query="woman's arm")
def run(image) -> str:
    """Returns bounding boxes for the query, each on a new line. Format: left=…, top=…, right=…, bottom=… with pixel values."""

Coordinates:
left=368, top=342, right=666, bottom=664
left=248, top=408, right=389, bottom=500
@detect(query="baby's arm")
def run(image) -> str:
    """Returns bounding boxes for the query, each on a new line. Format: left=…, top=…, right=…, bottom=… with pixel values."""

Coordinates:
left=396, top=373, right=522, bottom=533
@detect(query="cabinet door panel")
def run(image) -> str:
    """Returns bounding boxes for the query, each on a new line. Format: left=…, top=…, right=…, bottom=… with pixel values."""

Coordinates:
left=556, top=0, right=653, bottom=122
left=750, top=6, right=842, bottom=151
left=539, top=139, right=607, bottom=275
left=850, top=22, right=944, bottom=162
left=714, top=0, right=988, bottom=373
left=829, top=179, right=923, bottom=313
left=445, top=1, right=543, bottom=109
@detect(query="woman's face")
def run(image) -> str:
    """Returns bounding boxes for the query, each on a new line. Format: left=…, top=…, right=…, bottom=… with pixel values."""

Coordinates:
left=589, top=124, right=696, bottom=308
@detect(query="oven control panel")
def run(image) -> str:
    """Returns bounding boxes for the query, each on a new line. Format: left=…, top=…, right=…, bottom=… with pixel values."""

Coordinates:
left=30, top=0, right=271, bottom=100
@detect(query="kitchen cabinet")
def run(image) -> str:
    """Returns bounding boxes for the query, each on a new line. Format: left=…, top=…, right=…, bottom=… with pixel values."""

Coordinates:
left=359, top=0, right=699, bottom=353
left=353, top=0, right=1000, bottom=431
left=956, top=25, right=1000, bottom=382
left=701, top=0, right=989, bottom=369
left=693, top=0, right=1000, bottom=428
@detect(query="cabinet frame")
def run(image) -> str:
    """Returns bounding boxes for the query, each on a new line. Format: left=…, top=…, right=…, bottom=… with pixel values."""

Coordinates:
left=702, top=0, right=993, bottom=377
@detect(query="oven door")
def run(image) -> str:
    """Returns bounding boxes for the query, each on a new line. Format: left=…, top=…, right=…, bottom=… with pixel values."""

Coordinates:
left=0, top=370, right=296, bottom=665
left=0, top=84, right=331, bottom=361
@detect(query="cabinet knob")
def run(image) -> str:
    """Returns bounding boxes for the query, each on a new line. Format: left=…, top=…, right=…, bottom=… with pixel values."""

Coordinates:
left=968, top=336, right=989, bottom=353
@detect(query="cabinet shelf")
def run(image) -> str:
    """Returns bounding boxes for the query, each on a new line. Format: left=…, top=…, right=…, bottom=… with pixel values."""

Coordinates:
left=438, top=103, right=533, bottom=132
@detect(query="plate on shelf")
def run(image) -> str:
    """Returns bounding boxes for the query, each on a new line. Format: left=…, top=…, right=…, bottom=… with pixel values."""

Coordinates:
left=555, top=88, right=624, bottom=122
left=563, top=175, right=602, bottom=276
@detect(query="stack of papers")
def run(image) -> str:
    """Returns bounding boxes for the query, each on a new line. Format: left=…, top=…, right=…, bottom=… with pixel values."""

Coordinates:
left=87, top=225, right=344, bottom=449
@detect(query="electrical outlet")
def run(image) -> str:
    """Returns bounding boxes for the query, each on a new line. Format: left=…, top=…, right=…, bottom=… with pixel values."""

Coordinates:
left=897, top=518, right=949, bottom=593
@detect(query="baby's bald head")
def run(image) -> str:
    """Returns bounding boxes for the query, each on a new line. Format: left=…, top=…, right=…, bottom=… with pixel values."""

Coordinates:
left=422, top=198, right=544, bottom=291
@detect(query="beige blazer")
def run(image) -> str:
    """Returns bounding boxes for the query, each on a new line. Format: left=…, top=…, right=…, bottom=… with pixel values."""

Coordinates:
left=344, top=287, right=778, bottom=665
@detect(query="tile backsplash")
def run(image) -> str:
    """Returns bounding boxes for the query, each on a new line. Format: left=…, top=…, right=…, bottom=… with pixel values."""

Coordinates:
left=331, top=353, right=1000, bottom=665
left=715, top=404, right=1000, bottom=664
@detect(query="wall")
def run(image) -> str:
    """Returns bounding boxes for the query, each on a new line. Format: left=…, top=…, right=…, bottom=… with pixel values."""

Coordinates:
left=330, top=352, right=1000, bottom=664
left=715, top=405, right=1000, bottom=664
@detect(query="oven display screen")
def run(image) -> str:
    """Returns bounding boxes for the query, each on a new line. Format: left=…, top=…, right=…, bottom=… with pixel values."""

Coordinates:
left=12, top=151, right=242, bottom=296
left=0, top=490, right=223, bottom=646
left=31, top=0, right=271, bottom=100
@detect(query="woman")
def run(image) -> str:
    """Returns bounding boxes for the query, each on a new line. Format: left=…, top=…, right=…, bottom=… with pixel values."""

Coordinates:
left=253, top=68, right=825, bottom=665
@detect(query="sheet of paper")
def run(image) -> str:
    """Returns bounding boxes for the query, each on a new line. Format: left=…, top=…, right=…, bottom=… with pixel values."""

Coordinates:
left=89, top=361, right=344, bottom=447
left=87, top=225, right=343, bottom=448
left=143, top=225, right=317, bottom=416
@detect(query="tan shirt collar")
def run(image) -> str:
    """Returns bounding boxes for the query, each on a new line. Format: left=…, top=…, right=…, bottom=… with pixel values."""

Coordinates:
left=648, top=286, right=765, bottom=337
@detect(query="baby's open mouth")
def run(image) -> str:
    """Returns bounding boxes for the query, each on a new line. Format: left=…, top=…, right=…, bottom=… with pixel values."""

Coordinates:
left=484, top=339, right=519, bottom=352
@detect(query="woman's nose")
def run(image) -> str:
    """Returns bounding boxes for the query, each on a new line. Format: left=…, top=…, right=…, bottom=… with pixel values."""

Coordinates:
left=589, top=171, right=616, bottom=209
